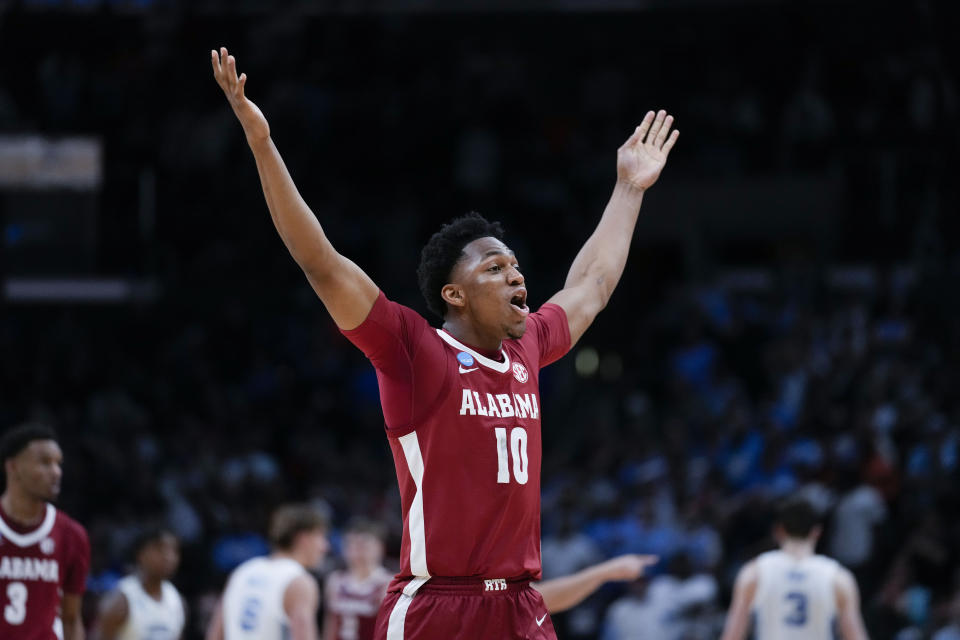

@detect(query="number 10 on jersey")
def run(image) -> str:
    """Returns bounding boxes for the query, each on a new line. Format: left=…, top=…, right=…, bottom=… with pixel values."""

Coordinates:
left=494, top=427, right=529, bottom=484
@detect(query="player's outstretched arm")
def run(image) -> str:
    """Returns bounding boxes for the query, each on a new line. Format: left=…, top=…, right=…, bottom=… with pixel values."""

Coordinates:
left=836, top=567, right=870, bottom=640
left=546, top=110, right=678, bottom=346
left=720, top=560, right=758, bottom=640
left=211, top=47, right=379, bottom=330
left=283, top=574, right=321, bottom=640
left=89, top=590, right=129, bottom=640
left=532, top=554, right=657, bottom=614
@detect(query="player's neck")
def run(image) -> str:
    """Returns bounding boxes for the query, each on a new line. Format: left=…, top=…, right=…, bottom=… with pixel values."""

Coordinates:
left=441, top=318, right=503, bottom=354
left=274, top=549, right=311, bottom=570
left=0, top=489, right=47, bottom=527
left=136, top=570, right=164, bottom=600
left=780, top=539, right=815, bottom=558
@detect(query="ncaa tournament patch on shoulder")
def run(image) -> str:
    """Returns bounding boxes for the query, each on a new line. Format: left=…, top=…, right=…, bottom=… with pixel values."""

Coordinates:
left=457, top=352, right=475, bottom=367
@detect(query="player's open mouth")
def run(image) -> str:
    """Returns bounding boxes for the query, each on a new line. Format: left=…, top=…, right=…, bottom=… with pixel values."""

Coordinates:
left=510, top=290, right=529, bottom=315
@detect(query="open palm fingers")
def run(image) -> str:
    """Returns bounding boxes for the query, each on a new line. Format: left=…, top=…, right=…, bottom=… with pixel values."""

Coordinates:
left=624, top=110, right=679, bottom=158
left=650, top=118, right=679, bottom=158
left=212, top=47, right=245, bottom=99
left=645, top=111, right=678, bottom=155
left=644, top=110, right=666, bottom=145
left=625, top=110, right=656, bottom=147
left=661, top=128, right=680, bottom=155
left=653, top=114, right=673, bottom=147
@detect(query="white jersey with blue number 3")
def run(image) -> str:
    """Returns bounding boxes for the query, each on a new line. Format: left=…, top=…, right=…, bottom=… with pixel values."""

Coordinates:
left=753, top=550, right=840, bottom=640
left=222, top=556, right=307, bottom=640
left=116, top=575, right=185, bottom=640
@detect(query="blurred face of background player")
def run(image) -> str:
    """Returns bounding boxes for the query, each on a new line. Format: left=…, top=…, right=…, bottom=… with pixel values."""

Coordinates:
left=292, top=527, right=330, bottom=570
left=344, top=531, right=384, bottom=575
left=443, top=237, right=529, bottom=341
left=138, top=532, right=181, bottom=581
left=4, top=439, right=63, bottom=503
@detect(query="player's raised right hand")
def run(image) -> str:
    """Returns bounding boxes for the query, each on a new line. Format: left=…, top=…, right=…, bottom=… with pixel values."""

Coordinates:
left=211, top=47, right=270, bottom=143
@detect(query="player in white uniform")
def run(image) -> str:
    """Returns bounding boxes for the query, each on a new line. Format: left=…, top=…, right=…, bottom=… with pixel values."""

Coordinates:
left=721, top=498, right=870, bottom=640
left=92, top=528, right=185, bottom=640
left=206, top=504, right=329, bottom=640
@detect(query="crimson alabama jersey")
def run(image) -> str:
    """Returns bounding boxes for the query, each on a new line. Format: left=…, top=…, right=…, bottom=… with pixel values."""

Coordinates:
left=342, top=292, right=570, bottom=591
left=0, top=503, right=90, bottom=640
left=325, top=566, right=391, bottom=640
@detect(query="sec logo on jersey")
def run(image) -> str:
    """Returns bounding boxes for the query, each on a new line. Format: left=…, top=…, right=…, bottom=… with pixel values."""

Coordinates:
left=512, top=362, right=528, bottom=383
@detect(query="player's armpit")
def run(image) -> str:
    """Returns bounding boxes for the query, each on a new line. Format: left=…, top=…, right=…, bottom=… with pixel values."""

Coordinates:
left=284, top=574, right=321, bottom=640
left=90, top=590, right=129, bottom=640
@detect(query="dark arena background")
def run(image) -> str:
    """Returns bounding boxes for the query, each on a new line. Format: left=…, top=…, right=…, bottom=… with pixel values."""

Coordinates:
left=2, top=1, right=959, bottom=638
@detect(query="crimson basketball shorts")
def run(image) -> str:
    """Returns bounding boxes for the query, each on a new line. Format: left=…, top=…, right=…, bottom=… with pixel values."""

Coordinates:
left=373, top=577, right=557, bottom=640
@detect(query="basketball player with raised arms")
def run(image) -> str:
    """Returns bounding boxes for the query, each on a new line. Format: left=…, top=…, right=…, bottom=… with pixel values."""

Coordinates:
left=0, top=423, right=90, bottom=640
left=211, top=46, right=678, bottom=639
left=92, top=528, right=185, bottom=640
left=720, top=498, right=870, bottom=640
left=206, top=504, right=329, bottom=640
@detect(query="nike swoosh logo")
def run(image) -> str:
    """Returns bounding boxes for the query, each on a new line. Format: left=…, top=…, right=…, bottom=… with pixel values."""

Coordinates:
left=536, top=614, right=547, bottom=626
left=459, top=366, right=479, bottom=373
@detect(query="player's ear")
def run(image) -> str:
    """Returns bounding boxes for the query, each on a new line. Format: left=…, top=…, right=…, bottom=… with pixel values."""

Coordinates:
left=441, top=284, right=466, bottom=309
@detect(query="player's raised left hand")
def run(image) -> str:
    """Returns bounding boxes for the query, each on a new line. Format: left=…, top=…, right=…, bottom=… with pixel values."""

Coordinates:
left=616, top=110, right=679, bottom=192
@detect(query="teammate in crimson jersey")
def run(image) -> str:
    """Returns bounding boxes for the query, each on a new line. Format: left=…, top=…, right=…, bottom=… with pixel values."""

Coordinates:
left=323, top=519, right=392, bottom=640
left=211, top=46, right=678, bottom=639
left=0, top=423, right=90, bottom=640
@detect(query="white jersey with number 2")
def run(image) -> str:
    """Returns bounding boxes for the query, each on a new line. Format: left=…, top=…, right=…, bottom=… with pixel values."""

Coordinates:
left=222, top=556, right=307, bottom=640
left=753, top=550, right=840, bottom=640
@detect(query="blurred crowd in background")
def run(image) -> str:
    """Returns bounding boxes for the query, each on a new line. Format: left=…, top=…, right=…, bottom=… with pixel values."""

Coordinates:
left=1, top=2, right=958, bottom=639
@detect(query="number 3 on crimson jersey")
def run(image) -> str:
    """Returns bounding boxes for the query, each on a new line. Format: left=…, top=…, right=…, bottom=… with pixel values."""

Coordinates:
left=494, top=427, right=529, bottom=484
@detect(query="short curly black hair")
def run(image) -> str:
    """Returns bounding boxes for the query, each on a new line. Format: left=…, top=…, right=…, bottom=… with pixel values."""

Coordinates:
left=417, top=212, right=505, bottom=318
left=132, top=526, right=176, bottom=561
left=1, top=423, right=58, bottom=464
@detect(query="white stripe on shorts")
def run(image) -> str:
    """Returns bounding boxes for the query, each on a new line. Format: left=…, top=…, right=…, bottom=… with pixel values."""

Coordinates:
left=386, top=592, right=414, bottom=640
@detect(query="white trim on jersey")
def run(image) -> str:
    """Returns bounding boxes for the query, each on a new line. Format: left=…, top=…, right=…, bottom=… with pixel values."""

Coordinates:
left=402, top=576, right=430, bottom=597
left=399, top=432, right=430, bottom=578
left=435, top=329, right=511, bottom=373
left=0, top=503, right=56, bottom=547
left=386, top=593, right=414, bottom=640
